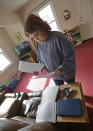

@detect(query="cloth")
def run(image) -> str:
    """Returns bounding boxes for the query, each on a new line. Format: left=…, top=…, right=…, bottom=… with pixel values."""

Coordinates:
left=53, top=79, right=64, bottom=86
left=36, top=31, right=76, bottom=82
left=53, top=77, right=75, bottom=85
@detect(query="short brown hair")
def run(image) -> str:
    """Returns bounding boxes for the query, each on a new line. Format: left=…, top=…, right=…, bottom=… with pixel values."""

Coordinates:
left=24, top=14, right=51, bottom=35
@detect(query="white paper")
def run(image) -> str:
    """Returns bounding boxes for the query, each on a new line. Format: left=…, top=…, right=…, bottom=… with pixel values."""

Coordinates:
left=18, top=61, right=44, bottom=73
left=41, top=85, right=59, bottom=104
left=36, top=102, right=56, bottom=123
left=27, top=76, right=47, bottom=91
left=48, top=79, right=56, bottom=87
left=33, top=72, right=54, bottom=79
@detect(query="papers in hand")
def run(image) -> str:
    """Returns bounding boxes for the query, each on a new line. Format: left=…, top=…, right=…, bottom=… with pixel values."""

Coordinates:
left=18, top=61, right=44, bottom=73
left=33, top=72, right=54, bottom=79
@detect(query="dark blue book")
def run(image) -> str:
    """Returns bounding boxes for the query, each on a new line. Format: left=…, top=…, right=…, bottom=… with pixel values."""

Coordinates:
left=57, top=99, right=82, bottom=116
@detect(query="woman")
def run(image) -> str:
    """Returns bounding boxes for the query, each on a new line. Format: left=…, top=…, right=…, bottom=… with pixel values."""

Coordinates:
left=24, top=14, right=76, bottom=85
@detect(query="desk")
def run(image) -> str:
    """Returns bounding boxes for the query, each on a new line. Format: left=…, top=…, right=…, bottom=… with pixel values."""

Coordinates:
left=57, top=82, right=89, bottom=123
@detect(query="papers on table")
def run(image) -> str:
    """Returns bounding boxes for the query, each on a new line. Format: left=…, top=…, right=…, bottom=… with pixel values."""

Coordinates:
left=36, top=85, right=58, bottom=123
left=36, top=102, right=56, bottom=123
left=27, top=76, right=47, bottom=91
left=18, top=61, right=44, bottom=73
left=41, top=85, right=59, bottom=103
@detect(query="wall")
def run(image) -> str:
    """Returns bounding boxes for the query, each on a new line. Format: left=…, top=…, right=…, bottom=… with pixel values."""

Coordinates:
left=17, top=0, right=44, bottom=23
left=5, top=23, right=27, bottom=45
left=17, top=0, right=77, bottom=31
left=74, top=0, right=93, bottom=41
left=0, top=28, right=19, bottom=85
left=0, top=12, right=21, bottom=27
left=80, top=19, right=93, bottom=40
left=52, top=0, right=77, bottom=30
left=0, top=10, right=26, bottom=46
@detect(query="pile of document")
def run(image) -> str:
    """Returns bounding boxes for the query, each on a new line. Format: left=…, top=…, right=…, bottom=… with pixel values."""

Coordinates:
left=36, top=86, right=59, bottom=123
left=36, top=101, right=56, bottom=123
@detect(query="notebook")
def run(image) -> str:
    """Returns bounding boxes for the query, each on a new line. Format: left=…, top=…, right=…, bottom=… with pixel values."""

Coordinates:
left=57, top=99, right=82, bottom=117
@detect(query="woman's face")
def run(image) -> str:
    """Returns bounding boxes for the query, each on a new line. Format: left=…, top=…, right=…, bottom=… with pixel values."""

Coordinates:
left=26, top=30, right=48, bottom=44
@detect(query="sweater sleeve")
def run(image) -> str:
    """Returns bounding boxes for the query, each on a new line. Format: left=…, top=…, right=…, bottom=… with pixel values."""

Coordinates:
left=37, top=47, right=48, bottom=72
left=57, top=37, right=76, bottom=74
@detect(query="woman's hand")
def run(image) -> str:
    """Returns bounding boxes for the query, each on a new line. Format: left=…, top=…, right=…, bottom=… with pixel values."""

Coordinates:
left=52, top=69, right=61, bottom=77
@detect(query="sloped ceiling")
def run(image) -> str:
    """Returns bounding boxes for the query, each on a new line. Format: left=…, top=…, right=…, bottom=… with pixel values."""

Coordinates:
left=0, top=0, right=30, bottom=12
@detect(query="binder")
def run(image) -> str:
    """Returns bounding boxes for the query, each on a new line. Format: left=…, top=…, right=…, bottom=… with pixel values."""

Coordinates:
left=57, top=99, right=82, bottom=116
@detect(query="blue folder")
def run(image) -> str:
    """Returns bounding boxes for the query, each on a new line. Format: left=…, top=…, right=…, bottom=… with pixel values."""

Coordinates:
left=57, top=99, right=82, bottom=116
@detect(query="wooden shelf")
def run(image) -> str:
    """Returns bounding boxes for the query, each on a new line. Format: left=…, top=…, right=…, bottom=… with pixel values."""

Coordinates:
left=64, top=26, right=82, bottom=47
left=19, top=51, right=37, bottom=63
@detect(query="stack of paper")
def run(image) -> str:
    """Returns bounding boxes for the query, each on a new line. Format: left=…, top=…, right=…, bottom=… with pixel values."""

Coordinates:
left=36, top=102, right=56, bottom=123
left=36, top=86, right=59, bottom=123
left=41, top=85, right=59, bottom=103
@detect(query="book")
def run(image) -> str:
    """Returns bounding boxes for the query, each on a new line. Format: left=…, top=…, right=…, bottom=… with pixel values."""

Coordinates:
left=57, top=99, right=82, bottom=117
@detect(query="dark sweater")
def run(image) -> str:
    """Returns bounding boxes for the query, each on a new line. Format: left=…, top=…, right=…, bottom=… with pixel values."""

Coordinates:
left=36, top=31, right=76, bottom=82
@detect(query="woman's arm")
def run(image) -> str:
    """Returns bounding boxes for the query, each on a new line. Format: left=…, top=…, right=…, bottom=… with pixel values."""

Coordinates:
left=37, top=48, right=48, bottom=72
left=57, top=36, right=76, bottom=75
left=53, top=35, right=76, bottom=77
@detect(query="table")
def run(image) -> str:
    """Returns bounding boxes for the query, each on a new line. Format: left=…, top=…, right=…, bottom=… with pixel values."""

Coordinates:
left=57, top=82, right=89, bottom=131
left=57, top=82, right=89, bottom=123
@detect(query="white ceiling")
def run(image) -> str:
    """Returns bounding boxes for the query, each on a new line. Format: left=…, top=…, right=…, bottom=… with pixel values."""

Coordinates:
left=0, top=0, right=30, bottom=12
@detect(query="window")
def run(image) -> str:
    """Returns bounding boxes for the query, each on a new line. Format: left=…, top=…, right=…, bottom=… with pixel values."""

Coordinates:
left=0, top=49, right=11, bottom=72
left=38, top=3, right=59, bottom=31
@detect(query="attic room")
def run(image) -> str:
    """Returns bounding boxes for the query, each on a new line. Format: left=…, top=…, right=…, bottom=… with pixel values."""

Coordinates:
left=0, top=0, right=93, bottom=131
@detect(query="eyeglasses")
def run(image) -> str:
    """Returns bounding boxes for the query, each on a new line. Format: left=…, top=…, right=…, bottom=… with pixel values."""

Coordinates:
left=30, top=32, right=38, bottom=41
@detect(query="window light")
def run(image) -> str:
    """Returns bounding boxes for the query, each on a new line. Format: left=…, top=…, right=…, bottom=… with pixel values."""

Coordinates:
left=0, top=49, right=11, bottom=71
left=38, top=4, right=59, bottom=31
